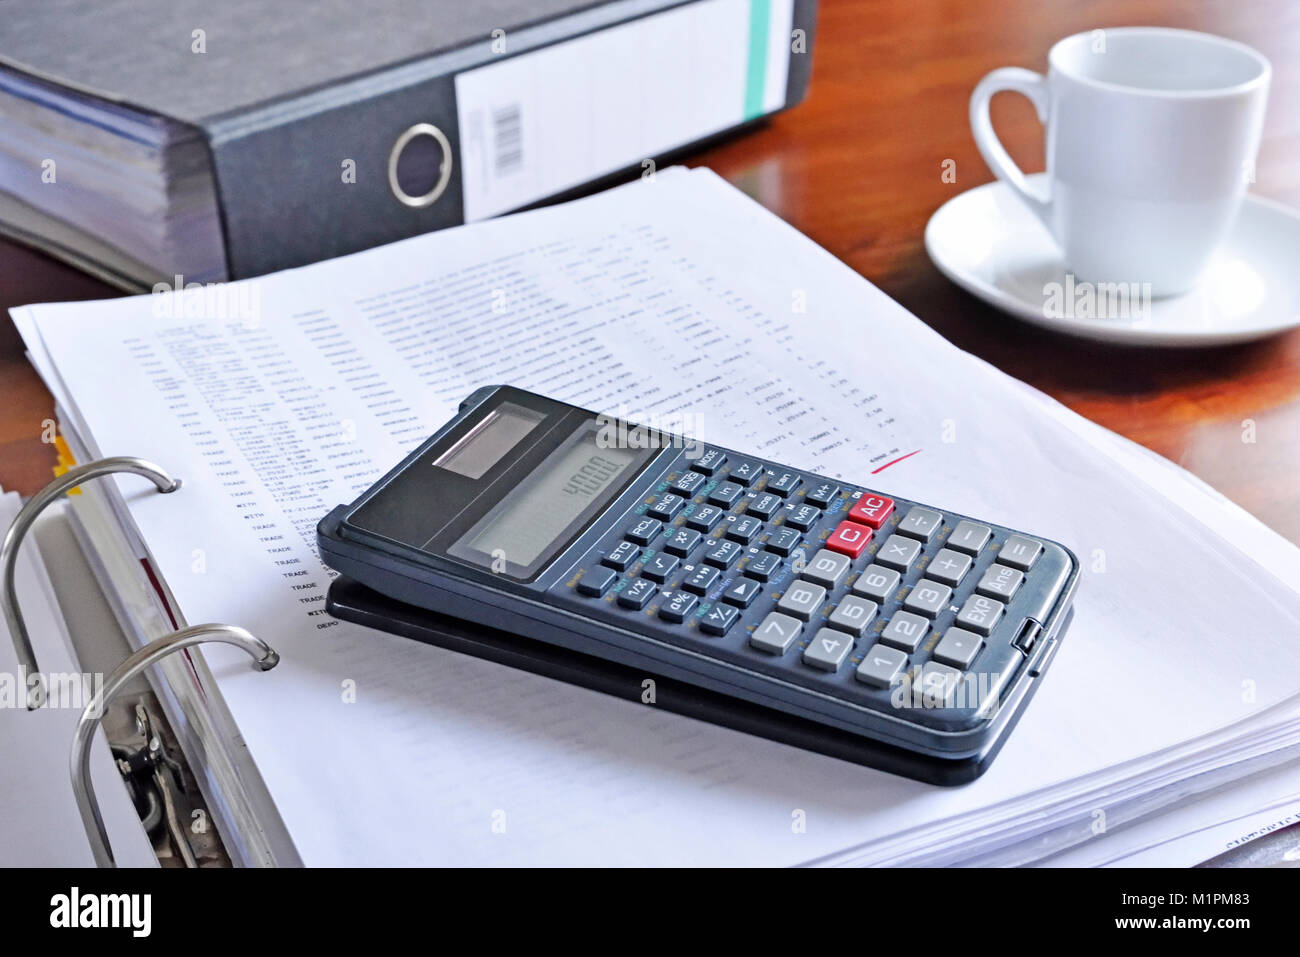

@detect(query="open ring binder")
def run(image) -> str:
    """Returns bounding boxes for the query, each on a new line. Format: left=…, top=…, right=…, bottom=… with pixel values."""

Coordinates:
left=2, top=457, right=280, bottom=867
left=2, top=456, right=180, bottom=705
left=73, top=624, right=279, bottom=867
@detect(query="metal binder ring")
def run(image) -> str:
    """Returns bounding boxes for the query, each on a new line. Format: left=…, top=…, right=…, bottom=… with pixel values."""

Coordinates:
left=1, top=456, right=180, bottom=708
left=72, top=624, right=280, bottom=867
left=387, top=122, right=453, bottom=208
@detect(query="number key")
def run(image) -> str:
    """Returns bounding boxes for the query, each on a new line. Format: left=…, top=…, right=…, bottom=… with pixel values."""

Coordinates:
left=902, top=579, right=953, bottom=618
left=803, top=548, right=851, bottom=589
left=803, top=628, right=854, bottom=672
left=913, top=662, right=964, bottom=706
left=777, top=581, right=827, bottom=621
left=750, top=612, right=802, bottom=655
left=852, top=564, right=900, bottom=602
left=856, top=644, right=908, bottom=688
left=879, top=611, right=930, bottom=652
left=827, top=595, right=878, bottom=637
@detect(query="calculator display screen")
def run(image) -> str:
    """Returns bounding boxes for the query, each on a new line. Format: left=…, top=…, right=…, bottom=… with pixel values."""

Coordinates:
left=457, top=429, right=637, bottom=570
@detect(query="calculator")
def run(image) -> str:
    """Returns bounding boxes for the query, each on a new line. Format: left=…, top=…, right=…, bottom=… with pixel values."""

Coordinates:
left=318, top=385, right=1079, bottom=784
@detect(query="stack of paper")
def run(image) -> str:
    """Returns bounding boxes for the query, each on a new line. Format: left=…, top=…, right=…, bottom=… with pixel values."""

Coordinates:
left=0, top=70, right=225, bottom=289
left=12, top=167, right=1300, bottom=865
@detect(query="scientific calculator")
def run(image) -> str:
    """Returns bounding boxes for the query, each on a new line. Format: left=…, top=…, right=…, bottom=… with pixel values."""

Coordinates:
left=318, top=385, right=1079, bottom=784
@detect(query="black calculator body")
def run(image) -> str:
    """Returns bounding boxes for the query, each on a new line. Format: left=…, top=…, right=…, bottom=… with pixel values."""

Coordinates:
left=318, top=386, right=1080, bottom=784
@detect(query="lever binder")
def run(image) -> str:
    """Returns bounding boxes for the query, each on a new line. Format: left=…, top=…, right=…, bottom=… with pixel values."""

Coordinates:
left=1, top=458, right=280, bottom=868
left=0, top=0, right=818, bottom=287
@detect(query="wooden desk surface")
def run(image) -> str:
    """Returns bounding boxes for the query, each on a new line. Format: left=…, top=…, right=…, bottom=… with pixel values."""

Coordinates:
left=2, top=0, right=1299, bottom=551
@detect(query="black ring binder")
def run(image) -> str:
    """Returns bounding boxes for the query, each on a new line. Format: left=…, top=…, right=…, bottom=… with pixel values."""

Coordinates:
left=1, top=456, right=180, bottom=706
left=1, top=457, right=281, bottom=867
left=72, top=624, right=279, bottom=867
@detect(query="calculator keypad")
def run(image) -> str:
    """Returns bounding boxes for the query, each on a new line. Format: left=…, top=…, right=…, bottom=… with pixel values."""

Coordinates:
left=553, top=445, right=1073, bottom=732
left=686, top=505, right=723, bottom=532
left=707, top=482, right=744, bottom=508
left=847, top=494, right=895, bottom=529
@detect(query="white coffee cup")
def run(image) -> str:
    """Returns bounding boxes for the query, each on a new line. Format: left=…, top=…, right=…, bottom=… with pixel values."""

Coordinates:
left=970, top=27, right=1270, bottom=297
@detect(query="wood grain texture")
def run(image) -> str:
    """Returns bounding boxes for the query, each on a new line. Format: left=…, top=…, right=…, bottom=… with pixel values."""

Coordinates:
left=1, top=0, right=1298, bottom=545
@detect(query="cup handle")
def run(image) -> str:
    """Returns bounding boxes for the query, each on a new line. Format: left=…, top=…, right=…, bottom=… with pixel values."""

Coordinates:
left=969, top=67, right=1052, bottom=229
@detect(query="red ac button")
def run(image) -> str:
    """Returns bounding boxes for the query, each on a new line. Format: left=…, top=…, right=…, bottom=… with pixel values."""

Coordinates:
left=848, top=494, right=895, bottom=529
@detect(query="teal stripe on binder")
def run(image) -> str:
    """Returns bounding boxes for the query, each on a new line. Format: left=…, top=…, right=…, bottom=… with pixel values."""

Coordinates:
left=744, top=0, right=772, bottom=120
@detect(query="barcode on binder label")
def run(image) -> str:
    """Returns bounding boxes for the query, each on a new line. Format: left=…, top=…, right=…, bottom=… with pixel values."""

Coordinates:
left=456, top=0, right=794, bottom=221
left=492, top=104, right=524, bottom=176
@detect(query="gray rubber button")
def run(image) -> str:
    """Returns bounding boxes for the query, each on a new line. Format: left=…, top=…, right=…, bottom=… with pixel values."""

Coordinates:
left=856, top=644, right=908, bottom=688
left=751, top=612, right=802, bottom=654
left=1000, top=534, right=1043, bottom=570
left=902, top=579, right=953, bottom=618
left=976, top=563, right=1024, bottom=600
left=879, top=611, right=930, bottom=651
left=802, top=628, right=854, bottom=672
left=852, top=564, right=901, bottom=602
left=827, top=595, right=878, bottom=637
left=911, top=662, right=965, bottom=707
left=876, top=534, right=921, bottom=572
left=933, top=627, right=984, bottom=668
left=898, top=506, right=943, bottom=542
left=803, top=548, right=851, bottom=589
left=776, top=581, right=827, bottom=621
left=948, top=520, right=992, bottom=555
left=955, top=594, right=1005, bottom=635
left=926, top=548, right=972, bottom=587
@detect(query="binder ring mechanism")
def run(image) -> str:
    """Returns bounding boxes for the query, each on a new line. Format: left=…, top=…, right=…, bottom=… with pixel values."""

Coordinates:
left=1, top=457, right=280, bottom=867
left=388, top=122, right=453, bottom=209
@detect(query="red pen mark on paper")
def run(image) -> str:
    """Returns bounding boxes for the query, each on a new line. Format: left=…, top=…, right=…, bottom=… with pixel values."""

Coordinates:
left=871, top=449, right=921, bottom=474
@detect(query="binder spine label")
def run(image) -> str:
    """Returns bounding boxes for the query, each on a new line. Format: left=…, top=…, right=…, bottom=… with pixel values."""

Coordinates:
left=454, top=0, right=795, bottom=222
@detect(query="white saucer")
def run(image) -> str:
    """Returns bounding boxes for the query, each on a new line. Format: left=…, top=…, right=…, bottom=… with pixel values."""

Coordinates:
left=925, top=174, right=1300, bottom=346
